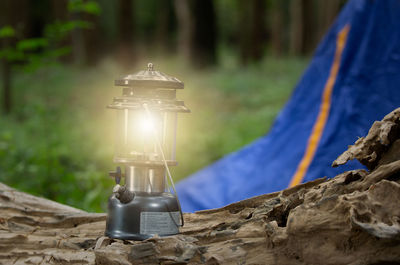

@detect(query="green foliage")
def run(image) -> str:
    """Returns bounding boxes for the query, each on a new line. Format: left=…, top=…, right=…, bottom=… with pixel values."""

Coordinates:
left=0, top=0, right=100, bottom=72
left=17, top=38, right=49, bottom=51
left=0, top=46, right=24, bottom=62
left=0, top=26, right=72, bottom=71
left=0, top=26, right=15, bottom=38
left=0, top=64, right=115, bottom=212
left=44, top=20, right=92, bottom=41
left=0, top=0, right=105, bottom=211
left=68, top=0, right=101, bottom=15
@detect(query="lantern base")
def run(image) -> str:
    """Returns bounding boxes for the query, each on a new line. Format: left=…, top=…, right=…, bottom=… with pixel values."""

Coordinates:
left=105, top=191, right=180, bottom=241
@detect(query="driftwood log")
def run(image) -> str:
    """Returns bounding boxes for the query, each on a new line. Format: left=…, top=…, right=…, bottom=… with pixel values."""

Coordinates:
left=2, top=109, right=400, bottom=265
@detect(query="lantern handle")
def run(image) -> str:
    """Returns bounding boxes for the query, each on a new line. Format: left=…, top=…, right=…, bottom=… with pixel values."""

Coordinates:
left=142, top=103, right=184, bottom=227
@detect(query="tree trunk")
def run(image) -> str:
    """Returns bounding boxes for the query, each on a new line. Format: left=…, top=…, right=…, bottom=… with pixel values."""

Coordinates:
left=249, top=0, right=266, bottom=61
left=174, top=0, right=216, bottom=68
left=83, top=13, right=102, bottom=66
left=238, top=0, right=251, bottom=65
left=239, top=0, right=267, bottom=65
left=70, top=11, right=87, bottom=65
left=290, top=0, right=339, bottom=56
left=50, top=0, right=74, bottom=63
left=316, top=0, right=343, bottom=43
left=191, top=0, right=217, bottom=68
left=174, top=0, right=194, bottom=64
left=0, top=0, right=30, bottom=114
left=1, top=59, right=11, bottom=114
left=2, top=108, right=400, bottom=264
left=155, top=0, right=174, bottom=53
left=116, top=0, right=136, bottom=69
left=269, top=0, right=286, bottom=56
left=301, top=0, right=315, bottom=54
left=50, top=0, right=102, bottom=65
left=289, top=0, right=303, bottom=55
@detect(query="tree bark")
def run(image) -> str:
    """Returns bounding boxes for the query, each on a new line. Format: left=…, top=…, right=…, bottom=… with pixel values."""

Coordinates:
left=174, top=0, right=217, bottom=68
left=249, top=0, right=266, bottom=61
left=0, top=0, right=29, bottom=114
left=316, top=0, right=343, bottom=43
left=301, top=0, right=315, bottom=54
left=289, top=0, right=343, bottom=56
left=1, top=59, right=11, bottom=114
left=116, top=0, right=136, bottom=69
left=238, top=0, right=251, bottom=65
left=289, top=0, right=304, bottom=55
left=191, top=0, right=217, bottom=68
left=2, top=108, right=400, bottom=264
left=269, top=0, right=286, bottom=56
left=289, top=0, right=317, bottom=55
left=70, top=11, right=87, bottom=65
left=83, top=12, right=102, bottom=66
left=174, top=0, right=193, bottom=62
left=155, top=0, right=174, bottom=53
left=239, top=0, right=267, bottom=65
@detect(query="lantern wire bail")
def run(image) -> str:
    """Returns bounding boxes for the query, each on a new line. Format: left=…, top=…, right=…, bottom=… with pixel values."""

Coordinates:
left=142, top=103, right=184, bottom=227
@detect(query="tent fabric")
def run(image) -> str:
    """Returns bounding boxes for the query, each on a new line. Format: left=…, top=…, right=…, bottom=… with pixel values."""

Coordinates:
left=176, top=0, right=400, bottom=213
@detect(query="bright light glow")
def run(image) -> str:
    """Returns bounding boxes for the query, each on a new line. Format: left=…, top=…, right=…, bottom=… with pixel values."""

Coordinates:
left=139, top=116, right=155, bottom=133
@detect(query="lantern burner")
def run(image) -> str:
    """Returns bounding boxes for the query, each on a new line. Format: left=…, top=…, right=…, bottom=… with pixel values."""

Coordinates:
left=105, top=63, right=189, bottom=240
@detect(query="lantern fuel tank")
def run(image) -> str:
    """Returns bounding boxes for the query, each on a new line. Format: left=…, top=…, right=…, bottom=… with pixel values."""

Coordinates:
left=105, top=63, right=189, bottom=240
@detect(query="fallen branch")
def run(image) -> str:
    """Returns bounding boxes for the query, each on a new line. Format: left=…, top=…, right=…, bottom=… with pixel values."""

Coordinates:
left=1, top=109, right=400, bottom=264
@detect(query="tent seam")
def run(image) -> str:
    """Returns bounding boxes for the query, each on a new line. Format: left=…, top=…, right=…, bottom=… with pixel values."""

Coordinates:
left=289, top=24, right=351, bottom=188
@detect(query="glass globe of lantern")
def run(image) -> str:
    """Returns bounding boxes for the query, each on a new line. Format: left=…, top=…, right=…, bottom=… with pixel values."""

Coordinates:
left=108, top=63, right=190, bottom=192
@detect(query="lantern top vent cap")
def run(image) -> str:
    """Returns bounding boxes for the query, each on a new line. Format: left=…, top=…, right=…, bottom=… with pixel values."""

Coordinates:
left=115, top=63, right=184, bottom=89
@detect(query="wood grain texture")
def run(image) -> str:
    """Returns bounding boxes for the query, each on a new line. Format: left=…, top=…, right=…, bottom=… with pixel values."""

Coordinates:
left=2, top=108, right=400, bottom=265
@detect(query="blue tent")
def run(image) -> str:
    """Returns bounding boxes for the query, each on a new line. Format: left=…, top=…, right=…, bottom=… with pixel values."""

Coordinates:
left=176, top=0, right=400, bottom=213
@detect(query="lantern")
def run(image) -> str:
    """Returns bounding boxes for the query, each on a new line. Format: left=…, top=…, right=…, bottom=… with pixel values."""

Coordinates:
left=105, top=63, right=189, bottom=240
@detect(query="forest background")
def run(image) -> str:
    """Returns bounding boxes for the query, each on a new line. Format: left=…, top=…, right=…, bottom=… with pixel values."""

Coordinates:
left=0, top=0, right=345, bottom=212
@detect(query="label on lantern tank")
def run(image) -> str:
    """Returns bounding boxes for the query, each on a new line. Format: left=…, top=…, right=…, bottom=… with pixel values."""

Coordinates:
left=140, top=211, right=180, bottom=235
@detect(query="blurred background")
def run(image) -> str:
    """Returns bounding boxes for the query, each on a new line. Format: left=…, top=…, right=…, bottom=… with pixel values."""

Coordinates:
left=0, top=0, right=346, bottom=212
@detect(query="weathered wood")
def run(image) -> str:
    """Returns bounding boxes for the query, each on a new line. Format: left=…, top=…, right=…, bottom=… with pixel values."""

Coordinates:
left=2, top=108, right=400, bottom=264
left=333, top=108, right=400, bottom=170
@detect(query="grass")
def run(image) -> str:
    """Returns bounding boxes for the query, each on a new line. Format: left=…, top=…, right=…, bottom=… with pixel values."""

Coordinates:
left=0, top=54, right=308, bottom=212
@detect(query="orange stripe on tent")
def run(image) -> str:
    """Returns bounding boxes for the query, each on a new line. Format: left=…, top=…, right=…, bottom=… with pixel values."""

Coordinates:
left=289, top=24, right=350, bottom=188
